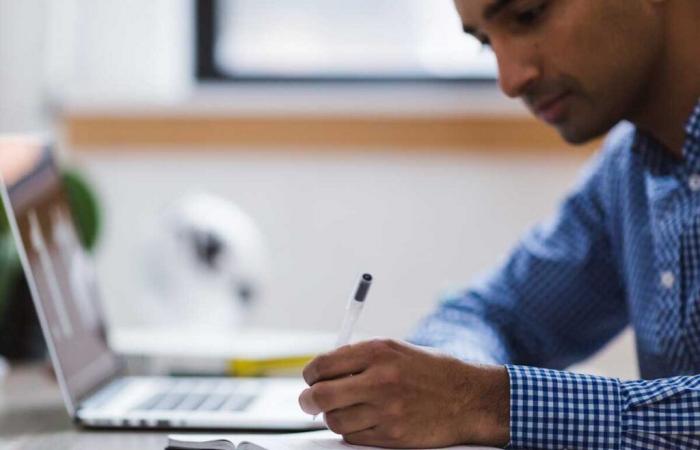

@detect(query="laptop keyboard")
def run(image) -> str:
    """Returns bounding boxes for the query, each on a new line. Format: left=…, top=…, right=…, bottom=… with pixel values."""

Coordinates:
left=132, top=379, right=259, bottom=413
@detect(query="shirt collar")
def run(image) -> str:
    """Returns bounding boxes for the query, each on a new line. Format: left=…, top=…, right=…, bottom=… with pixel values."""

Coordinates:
left=633, top=97, right=700, bottom=175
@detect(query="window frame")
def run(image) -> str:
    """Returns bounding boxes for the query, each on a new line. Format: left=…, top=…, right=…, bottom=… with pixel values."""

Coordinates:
left=194, top=0, right=497, bottom=84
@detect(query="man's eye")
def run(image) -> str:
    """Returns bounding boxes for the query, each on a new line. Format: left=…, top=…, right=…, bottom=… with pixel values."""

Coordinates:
left=514, top=1, right=549, bottom=26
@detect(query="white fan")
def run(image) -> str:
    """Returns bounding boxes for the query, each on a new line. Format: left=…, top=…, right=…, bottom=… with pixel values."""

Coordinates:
left=140, top=193, right=267, bottom=330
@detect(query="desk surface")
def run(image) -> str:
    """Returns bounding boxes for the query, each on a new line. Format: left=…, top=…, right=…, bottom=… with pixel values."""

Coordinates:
left=0, top=364, right=235, bottom=450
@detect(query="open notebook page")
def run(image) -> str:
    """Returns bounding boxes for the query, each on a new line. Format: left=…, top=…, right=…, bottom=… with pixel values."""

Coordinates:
left=167, top=430, right=500, bottom=450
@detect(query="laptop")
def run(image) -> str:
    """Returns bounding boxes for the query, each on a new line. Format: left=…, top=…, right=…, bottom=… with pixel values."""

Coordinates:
left=0, top=137, right=323, bottom=431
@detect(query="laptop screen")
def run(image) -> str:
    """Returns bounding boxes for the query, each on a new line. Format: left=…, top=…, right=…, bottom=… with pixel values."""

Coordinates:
left=0, top=139, right=121, bottom=413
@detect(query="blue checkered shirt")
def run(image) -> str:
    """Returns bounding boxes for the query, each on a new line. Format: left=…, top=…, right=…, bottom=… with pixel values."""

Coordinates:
left=410, top=99, right=700, bottom=449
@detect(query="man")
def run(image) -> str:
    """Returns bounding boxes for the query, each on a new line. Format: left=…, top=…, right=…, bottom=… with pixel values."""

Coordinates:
left=299, top=1, right=700, bottom=448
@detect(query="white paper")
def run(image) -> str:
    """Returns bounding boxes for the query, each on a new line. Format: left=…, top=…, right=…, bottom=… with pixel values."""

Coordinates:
left=168, top=430, right=500, bottom=450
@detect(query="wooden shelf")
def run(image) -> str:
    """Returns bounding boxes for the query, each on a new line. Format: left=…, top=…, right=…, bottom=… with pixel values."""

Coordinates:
left=63, top=113, right=601, bottom=154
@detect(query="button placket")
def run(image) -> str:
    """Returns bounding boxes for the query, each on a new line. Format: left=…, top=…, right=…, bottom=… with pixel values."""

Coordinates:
left=650, top=187, right=685, bottom=365
left=688, top=174, right=700, bottom=191
left=660, top=271, right=675, bottom=289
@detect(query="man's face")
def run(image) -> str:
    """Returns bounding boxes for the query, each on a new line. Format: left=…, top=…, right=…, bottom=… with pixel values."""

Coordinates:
left=454, top=0, right=665, bottom=144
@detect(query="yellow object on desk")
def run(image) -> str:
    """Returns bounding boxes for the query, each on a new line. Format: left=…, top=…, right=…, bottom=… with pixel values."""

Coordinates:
left=227, top=356, right=315, bottom=377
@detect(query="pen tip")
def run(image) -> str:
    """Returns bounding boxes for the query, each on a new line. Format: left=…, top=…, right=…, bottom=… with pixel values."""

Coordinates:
left=353, top=274, right=373, bottom=302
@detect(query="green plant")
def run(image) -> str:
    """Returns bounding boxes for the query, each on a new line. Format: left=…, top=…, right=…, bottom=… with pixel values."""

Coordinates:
left=62, top=169, right=101, bottom=251
left=0, top=233, right=19, bottom=318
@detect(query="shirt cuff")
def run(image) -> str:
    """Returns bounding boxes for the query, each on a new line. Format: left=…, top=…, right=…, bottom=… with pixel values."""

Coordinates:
left=506, top=365, right=622, bottom=450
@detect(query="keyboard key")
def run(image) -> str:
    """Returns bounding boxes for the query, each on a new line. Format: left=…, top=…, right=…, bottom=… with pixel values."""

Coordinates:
left=154, top=393, right=187, bottom=410
left=197, top=394, right=229, bottom=411
left=221, top=394, right=255, bottom=411
left=134, top=392, right=166, bottom=411
left=175, top=394, right=208, bottom=411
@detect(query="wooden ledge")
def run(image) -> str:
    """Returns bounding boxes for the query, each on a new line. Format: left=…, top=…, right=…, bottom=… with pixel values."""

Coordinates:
left=63, top=113, right=601, bottom=153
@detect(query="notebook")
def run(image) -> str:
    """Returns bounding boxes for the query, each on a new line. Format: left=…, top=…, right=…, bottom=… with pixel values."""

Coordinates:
left=167, top=430, right=500, bottom=450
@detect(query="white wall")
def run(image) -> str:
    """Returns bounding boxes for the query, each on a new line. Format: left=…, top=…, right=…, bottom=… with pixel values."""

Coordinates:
left=0, top=0, right=50, bottom=132
left=51, top=0, right=193, bottom=104
left=0, top=0, right=193, bottom=133
left=75, top=148, right=638, bottom=379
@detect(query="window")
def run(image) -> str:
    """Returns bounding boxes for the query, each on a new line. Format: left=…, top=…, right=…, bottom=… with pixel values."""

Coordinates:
left=196, top=0, right=497, bottom=82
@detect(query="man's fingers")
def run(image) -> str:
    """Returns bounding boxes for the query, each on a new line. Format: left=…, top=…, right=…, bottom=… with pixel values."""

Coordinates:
left=298, top=372, right=374, bottom=415
left=343, top=423, right=414, bottom=448
left=324, top=403, right=377, bottom=436
left=341, top=427, right=385, bottom=447
left=303, top=343, right=371, bottom=385
left=298, top=387, right=322, bottom=415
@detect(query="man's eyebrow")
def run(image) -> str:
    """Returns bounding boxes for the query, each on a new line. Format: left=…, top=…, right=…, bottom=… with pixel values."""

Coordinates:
left=483, top=0, right=514, bottom=20
left=462, top=0, right=515, bottom=35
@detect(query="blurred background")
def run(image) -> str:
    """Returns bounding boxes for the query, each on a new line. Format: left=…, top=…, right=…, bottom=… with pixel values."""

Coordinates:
left=0, top=0, right=636, bottom=378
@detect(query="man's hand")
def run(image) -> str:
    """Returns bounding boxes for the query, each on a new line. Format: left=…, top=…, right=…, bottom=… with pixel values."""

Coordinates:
left=298, top=339, right=510, bottom=448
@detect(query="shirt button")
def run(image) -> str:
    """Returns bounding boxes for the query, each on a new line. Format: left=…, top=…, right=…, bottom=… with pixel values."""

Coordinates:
left=689, top=174, right=700, bottom=191
left=660, top=271, right=675, bottom=289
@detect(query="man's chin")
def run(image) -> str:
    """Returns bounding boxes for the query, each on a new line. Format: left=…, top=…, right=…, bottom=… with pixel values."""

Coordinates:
left=554, top=121, right=611, bottom=146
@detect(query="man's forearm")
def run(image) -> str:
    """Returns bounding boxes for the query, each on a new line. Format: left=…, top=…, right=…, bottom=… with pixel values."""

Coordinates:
left=506, top=366, right=700, bottom=449
left=464, top=364, right=511, bottom=447
left=301, top=339, right=700, bottom=449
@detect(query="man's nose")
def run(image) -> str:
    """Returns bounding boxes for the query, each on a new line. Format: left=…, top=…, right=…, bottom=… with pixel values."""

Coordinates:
left=494, top=46, right=541, bottom=99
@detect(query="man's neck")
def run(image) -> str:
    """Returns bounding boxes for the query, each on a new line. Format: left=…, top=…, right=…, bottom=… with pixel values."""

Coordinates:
left=629, top=3, right=700, bottom=158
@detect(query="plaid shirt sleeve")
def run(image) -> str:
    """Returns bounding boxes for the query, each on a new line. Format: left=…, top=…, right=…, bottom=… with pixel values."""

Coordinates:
left=506, top=365, right=700, bottom=449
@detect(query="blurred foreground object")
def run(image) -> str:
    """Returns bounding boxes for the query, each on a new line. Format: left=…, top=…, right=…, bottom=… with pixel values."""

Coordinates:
left=0, top=137, right=101, bottom=360
left=140, top=193, right=266, bottom=330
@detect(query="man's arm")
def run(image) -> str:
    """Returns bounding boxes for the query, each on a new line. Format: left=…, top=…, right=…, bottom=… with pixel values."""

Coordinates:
left=300, top=341, right=700, bottom=449
left=298, top=131, right=639, bottom=447
left=507, top=365, right=700, bottom=449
